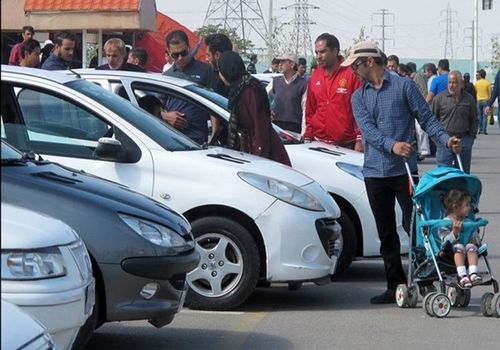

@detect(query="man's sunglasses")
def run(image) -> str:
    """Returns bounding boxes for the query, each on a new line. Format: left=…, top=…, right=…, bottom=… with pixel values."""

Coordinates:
left=170, top=50, right=189, bottom=59
left=353, top=59, right=368, bottom=70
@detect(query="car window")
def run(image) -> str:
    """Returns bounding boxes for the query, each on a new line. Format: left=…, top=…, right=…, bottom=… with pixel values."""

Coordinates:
left=11, top=87, right=111, bottom=158
left=66, top=79, right=200, bottom=151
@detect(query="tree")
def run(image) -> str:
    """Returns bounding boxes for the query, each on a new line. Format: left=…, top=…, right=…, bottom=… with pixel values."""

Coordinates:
left=195, top=24, right=254, bottom=57
left=342, top=26, right=370, bottom=59
left=490, top=35, right=500, bottom=71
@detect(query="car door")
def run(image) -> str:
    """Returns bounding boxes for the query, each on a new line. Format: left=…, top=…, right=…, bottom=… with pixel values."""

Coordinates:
left=1, top=80, right=155, bottom=197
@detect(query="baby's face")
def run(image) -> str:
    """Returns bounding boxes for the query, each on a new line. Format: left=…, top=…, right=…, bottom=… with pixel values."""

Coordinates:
left=457, top=198, right=471, bottom=218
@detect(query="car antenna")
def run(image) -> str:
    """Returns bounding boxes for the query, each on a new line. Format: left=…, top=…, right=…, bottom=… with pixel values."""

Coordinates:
left=69, top=68, right=81, bottom=79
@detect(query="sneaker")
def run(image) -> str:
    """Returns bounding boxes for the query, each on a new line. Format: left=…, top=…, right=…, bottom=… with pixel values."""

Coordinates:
left=370, top=289, right=396, bottom=304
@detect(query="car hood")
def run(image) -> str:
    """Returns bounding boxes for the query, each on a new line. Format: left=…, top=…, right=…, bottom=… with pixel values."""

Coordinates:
left=286, top=141, right=364, bottom=166
left=1, top=161, right=191, bottom=236
left=196, top=146, right=315, bottom=187
left=1, top=203, right=78, bottom=249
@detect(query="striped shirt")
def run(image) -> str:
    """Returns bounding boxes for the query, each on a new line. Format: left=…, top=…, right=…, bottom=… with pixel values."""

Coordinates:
left=352, top=70, right=450, bottom=178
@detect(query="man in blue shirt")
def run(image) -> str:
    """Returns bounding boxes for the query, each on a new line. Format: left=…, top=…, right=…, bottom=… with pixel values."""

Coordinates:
left=41, top=31, right=76, bottom=71
left=162, top=30, right=217, bottom=145
left=426, top=59, right=450, bottom=104
left=343, top=41, right=461, bottom=304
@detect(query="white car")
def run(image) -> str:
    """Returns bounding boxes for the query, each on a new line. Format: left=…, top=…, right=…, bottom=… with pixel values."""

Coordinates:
left=1, top=299, right=58, bottom=350
left=65, top=69, right=407, bottom=273
left=1, top=204, right=94, bottom=349
left=1, top=65, right=342, bottom=311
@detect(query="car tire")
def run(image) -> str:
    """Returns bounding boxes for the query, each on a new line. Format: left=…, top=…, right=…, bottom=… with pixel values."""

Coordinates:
left=71, top=280, right=100, bottom=350
left=335, top=211, right=357, bottom=275
left=186, top=216, right=260, bottom=310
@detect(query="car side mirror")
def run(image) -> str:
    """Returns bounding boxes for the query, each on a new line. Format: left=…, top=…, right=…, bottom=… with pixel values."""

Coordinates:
left=95, top=137, right=125, bottom=161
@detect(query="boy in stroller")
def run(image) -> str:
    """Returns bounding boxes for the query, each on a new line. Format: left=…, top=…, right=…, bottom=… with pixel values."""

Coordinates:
left=439, top=189, right=482, bottom=288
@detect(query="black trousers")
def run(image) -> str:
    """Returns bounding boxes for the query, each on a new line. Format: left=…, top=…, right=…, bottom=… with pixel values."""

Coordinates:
left=365, top=175, right=415, bottom=290
left=273, top=120, right=302, bottom=134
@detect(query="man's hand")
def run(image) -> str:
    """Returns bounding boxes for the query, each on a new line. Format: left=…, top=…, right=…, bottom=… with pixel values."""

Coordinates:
left=354, top=140, right=364, bottom=153
left=485, top=106, right=492, bottom=116
left=161, top=111, right=188, bottom=130
left=447, top=136, right=462, bottom=154
left=392, top=142, right=413, bottom=158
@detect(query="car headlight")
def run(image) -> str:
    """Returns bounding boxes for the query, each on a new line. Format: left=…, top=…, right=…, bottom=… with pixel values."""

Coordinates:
left=336, top=162, right=364, bottom=181
left=1, top=247, right=66, bottom=280
left=119, top=214, right=188, bottom=248
left=238, top=172, right=325, bottom=211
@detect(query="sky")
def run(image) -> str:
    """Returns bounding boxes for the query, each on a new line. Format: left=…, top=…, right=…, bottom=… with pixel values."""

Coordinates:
left=156, top=0, right=498, bottom=62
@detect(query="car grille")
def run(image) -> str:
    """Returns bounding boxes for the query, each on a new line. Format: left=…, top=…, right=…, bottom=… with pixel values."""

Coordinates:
left=68, top=239, right=93, bottom=282
left=315, top=218, right=341, bottom=258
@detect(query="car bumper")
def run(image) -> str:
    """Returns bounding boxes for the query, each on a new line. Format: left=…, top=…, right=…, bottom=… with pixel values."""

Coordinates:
left=2, top=279, right=94, bottom=350
left=100, top=250, right=198, bottom=327
left=255, top=200, right=341, bottom=282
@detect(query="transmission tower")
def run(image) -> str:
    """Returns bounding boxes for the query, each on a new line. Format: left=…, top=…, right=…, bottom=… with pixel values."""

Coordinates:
left=441, top=2, right=458, bottom=59
left=371, top=9, right=394, bottom=53
left=203, top=0, right=268, bottom=45
left=281, top=0, right=319, bottom=57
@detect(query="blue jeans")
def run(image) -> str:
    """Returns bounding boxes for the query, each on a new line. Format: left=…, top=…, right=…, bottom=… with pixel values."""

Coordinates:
left=477, top=100, right=489, bottom=133
left=436, top=135, right=474, bottom=173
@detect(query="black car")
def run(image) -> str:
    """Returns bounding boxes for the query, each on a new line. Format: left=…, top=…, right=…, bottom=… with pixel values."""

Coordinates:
left=1, top=141, right=200, bottom=349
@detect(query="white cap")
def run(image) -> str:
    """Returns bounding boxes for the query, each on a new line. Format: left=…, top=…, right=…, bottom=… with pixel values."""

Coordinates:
left=276, top=53, right=298, bottom=64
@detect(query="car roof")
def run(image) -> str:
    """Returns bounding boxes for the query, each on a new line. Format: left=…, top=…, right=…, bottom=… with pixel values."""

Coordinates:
left=1, top=64, right=79, bottom=84
left=65, top=68, right=195, bottom=88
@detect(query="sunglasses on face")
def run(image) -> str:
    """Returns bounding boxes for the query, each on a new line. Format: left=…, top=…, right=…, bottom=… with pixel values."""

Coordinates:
left=352, top=59, right=367, bottom=70
left=170, top=50, right=189, bottom=59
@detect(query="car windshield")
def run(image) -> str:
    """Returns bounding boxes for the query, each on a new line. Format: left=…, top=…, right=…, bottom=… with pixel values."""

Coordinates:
left=65, top=80, right=201, bottom=151
left=184, top=84, right=302, bottom=145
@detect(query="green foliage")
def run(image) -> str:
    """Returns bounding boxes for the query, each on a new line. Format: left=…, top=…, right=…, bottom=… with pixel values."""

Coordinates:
left=195, top=24, right=254, bottom=57
left=342, top=26, right=370, bottom=58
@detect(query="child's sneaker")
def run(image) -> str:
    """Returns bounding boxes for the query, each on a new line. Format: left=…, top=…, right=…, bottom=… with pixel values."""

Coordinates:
left=458, top=275, right=472, bottom=289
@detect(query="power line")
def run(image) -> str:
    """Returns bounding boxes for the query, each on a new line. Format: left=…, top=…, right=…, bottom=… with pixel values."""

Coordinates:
left=371, top=8, right=395, bottom=52
left=281, top=0, right=319, bottom=57
left=440, top=2, right=458, bottom=59
left=204, top=0, right=268, bottom=44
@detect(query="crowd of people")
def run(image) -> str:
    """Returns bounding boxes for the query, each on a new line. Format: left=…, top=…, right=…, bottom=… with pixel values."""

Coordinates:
left=7, top=25, right=500, bottom=304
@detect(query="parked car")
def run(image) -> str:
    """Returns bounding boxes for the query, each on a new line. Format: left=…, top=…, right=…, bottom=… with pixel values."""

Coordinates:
left=1, top=203, right=94, bottom=349
left=1, top=299, right=58, bottom=350
left=66, top=69, right=408, bottom=273
left=1, top=140, right=199, bottom=349
left=1, top=65, right=343, bottom=311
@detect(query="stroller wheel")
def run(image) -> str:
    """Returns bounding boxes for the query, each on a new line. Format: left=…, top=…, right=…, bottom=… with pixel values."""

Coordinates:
left=429, top=293, right=451, bottom=318
left=493, top=293, right=500, bottom=318
left=396, top=284, right=409, bottom=308
left=481, top=292, right=494, bottom=317
left=423, top=292, right=437, bottom=316
left=447, top=286, right=471, bottom=308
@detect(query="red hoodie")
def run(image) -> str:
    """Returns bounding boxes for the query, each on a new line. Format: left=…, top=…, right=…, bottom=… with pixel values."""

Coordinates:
left=304, top=62, right=362, bottom=144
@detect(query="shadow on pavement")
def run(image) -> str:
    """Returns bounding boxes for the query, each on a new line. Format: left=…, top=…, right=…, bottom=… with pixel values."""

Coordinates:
left=86, top=327, right=293, bottom=350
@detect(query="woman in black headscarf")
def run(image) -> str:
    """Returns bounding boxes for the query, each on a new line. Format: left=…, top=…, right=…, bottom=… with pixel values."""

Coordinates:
left=217, top=51, right=291, bottom=166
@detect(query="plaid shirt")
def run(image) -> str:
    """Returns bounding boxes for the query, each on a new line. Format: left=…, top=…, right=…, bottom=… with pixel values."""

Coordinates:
left=352, top=70, right=449, bottom=178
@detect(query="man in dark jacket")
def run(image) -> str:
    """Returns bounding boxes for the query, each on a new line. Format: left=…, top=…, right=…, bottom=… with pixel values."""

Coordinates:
left=463, top=73, right=477, bottom=102
left=485, top=70, right=500, bottom=126
left=41, top=31, right=76, bottom=71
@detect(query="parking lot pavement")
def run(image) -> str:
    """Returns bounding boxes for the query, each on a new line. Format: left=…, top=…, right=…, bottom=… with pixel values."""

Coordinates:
left=86, top=126, right=500, bottom=350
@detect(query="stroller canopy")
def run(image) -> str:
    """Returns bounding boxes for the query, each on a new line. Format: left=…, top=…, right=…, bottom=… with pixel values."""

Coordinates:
left=413, top=167, right=482, bottom=207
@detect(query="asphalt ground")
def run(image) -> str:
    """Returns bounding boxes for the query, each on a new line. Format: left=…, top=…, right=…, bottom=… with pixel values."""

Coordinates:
left=86, top=124, right=500, bottom=350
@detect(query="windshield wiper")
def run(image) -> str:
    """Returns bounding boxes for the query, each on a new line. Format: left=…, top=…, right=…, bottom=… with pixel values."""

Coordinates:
left=1, top=151, right=45, bottom=166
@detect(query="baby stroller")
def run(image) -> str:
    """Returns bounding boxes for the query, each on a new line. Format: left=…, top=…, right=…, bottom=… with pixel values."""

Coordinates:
left=395, top=156, right=499, bottom=318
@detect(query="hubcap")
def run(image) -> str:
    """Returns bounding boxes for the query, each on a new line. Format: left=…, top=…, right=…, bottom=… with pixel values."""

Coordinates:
left=187, top=233, right=244, bottom=298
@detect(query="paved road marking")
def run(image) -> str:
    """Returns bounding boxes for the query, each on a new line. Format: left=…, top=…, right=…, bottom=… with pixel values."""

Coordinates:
left=213, top=311, right=268, bottom=349
left=181, top=309, right=245, bottom=315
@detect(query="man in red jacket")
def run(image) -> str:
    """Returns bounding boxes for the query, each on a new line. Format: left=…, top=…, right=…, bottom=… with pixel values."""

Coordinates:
left=304, top=33, right=363, bottom=151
